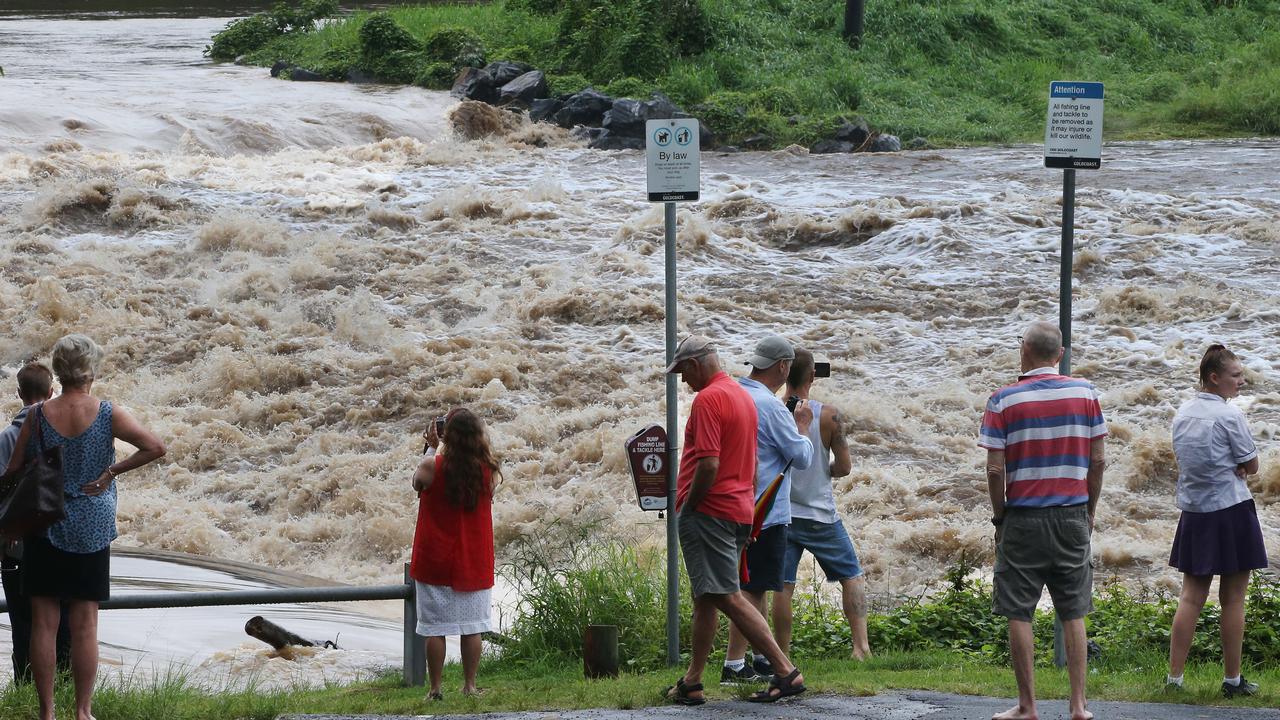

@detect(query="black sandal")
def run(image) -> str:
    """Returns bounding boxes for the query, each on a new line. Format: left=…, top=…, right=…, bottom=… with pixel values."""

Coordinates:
left=663, top=677, right=706, bottom=706
left=428, top=691, right=443, bottom=701
left=747, top=667, right=805, bottom=703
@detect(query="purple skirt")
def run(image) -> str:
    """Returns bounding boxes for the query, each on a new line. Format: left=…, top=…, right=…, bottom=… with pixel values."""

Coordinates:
left=1169, top=499, right=1268, bottom=576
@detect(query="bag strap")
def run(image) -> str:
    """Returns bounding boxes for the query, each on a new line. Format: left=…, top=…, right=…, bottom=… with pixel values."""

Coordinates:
left=32, top=402, right=48, bottom=454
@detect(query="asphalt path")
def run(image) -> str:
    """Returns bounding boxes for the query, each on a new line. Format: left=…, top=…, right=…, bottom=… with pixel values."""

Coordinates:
left=280, top=690, right=1280, bottom=720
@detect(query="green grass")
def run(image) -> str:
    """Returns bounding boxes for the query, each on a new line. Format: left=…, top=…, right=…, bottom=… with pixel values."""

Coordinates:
left=3, top=653, right=1278, bottom=719
left=217, top=0, right=1280, bottom=147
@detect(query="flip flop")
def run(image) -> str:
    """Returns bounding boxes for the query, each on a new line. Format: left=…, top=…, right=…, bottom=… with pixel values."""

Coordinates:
left=747, top=667, right=806, bottom=703
left=663, top=677, right=706, bottom=706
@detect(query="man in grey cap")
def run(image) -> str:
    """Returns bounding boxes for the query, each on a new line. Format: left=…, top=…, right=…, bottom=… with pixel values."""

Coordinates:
left=723, top=335, right=814, bottom=683
left=663, top=336, right=806, bottom=705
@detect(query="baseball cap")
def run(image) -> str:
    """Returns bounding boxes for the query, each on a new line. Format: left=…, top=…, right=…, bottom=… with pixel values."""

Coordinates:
left=746, top=335, right=795, bottom=369
left=665, top=335, right=715, bottom=373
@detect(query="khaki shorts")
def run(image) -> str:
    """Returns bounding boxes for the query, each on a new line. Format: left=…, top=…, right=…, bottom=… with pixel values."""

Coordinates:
left=678, top=509, right=751, bottom=598
left=993, top=504, right=1093, bottom=622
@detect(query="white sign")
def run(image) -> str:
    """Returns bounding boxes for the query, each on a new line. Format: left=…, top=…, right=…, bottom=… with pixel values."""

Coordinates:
left=646, top=118, right=700, bottom=202
left=1044, top=81, right=1103, bottom=170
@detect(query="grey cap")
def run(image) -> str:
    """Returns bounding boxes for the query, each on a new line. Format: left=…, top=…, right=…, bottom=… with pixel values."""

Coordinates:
left=745, top=335, right=795, bottom=369
left=665, top=335, right=714, bottom=373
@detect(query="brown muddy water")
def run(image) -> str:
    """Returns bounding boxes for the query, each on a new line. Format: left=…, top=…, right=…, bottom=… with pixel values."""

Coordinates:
left=0, top=10, right=1278, bottom=680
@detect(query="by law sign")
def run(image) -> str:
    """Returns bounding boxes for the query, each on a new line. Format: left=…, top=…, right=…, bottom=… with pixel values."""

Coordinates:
left=646, top=118, right=700, bottom=202
left=625, top=425, right=668, bottom=511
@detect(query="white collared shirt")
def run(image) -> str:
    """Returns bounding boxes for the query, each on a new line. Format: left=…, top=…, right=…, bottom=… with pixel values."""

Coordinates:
left=1171, top=392, right=1258, bottom=513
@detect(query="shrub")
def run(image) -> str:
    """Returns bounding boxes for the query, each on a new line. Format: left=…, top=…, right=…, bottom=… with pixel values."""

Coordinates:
left=504, top=0, right=565, bottom=13
left=415, top=62, right=458, bottom=90
left=357, top=13, right=425, bottom=84
left=424, top=26, right=487, bottom=69
left=205, top=0, right=337, bottom=61
left=604, top=76, right=652, bottom=99
left=547, top=73, right=590, bottom=96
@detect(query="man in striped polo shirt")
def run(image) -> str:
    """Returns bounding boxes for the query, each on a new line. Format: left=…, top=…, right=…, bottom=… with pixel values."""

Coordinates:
left=979, top=321, right=1107, bottom=720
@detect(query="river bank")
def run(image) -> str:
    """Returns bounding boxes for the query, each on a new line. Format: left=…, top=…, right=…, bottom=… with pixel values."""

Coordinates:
left=213, top=0, right=1280, bottom=149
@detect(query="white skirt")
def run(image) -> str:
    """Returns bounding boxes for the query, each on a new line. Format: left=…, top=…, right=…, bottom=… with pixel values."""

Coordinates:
left=415, top=580, right=492, bottom=637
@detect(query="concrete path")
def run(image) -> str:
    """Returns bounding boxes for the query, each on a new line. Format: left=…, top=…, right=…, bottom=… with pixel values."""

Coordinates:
left=280, top=690, right=1280, bottom=720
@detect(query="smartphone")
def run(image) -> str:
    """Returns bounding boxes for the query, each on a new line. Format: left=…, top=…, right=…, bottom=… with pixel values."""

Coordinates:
left=814, top=361, right=831, bottom=378
left=434, top=416, right=447, bottom=436
left=786, top=395, right=801, bottom=412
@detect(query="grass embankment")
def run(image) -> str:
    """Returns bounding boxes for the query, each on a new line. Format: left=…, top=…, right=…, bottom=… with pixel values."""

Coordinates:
left=213, top=0, right=1280, bottom=147
left=2, top=654, right=1278, bottom=719
left=7, top=542, right=1278, bottom=718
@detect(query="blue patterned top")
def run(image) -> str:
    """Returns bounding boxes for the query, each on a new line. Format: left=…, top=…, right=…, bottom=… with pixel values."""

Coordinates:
left=29, top=402, right=117, bottom=553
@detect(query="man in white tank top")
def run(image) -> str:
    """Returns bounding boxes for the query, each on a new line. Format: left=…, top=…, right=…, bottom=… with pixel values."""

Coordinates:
left=773, top=349, right=871, bottom=660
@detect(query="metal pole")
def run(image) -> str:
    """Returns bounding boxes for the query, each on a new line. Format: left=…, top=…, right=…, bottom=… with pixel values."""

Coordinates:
left=843, top=0, right=865, bottom=47
left=404, top=564, right=425, bottom=687
left=1058, top=168, right=1075, bottom=376
left=664, top=200, right=680, bottom=667
left=1053, top=168, right=1076, bottom=669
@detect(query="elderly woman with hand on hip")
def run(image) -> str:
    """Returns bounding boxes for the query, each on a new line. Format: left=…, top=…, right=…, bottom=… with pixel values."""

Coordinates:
left=1165, top=344, right=1267, bottom=698
left=3, top=334, right=166, bottom=720
left=409, top=408, right=499, bottom=701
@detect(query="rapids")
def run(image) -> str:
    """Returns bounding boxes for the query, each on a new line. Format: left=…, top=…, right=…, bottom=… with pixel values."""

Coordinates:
left=1, top=10, right=1277, bottom=624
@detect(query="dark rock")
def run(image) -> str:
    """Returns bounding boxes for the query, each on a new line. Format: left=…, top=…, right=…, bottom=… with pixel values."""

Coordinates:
left=499, top=70, right=549, bottom=106
left=810, top=139, right=854, bottom=154
left=345, top=68, right=378, bottom=84
left=602, top=99, right=643, bottom=136
left=868, top=134, right=902, bottom=152
left=484, top=61, right=533, bottom=88
left=234, top=55, right=249, bottom=66
left=833, top=118, right=870, bottom=147
left=742, top=133, right=773, bottom=150
left=715, top=146, right=741, bottom=153
left=588, top=129, right=644, bottom=151
left=529, top=97, right=564, bottom=124
left=786, top=114, right=807, bottom=126
left=644, top=92, right=680, bottom=119
left=907, top=136, right=931, bottom=150
left=270, top=61, right=293, bottom=78
left=288, top=68, right=325, bottom=82
left=554, top=88, right=614, bottom=129
left=450, top=67, right=497, bottom=104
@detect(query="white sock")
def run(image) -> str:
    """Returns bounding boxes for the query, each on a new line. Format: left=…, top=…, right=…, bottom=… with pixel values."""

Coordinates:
left=724, top=658, right=745, bottom=671
left=1224, top=675, right=1241, bottom=686
left=1166, top=674, right=1183, bottom=686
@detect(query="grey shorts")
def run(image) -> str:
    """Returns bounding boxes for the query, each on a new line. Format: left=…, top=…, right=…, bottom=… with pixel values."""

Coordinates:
left=679, top=509, right=751, bottom=598
left=993, top=504, right=1093, bottom=622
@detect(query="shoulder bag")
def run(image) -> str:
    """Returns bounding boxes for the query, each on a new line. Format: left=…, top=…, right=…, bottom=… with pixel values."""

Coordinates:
left=0, top=403, right=66, bottom=539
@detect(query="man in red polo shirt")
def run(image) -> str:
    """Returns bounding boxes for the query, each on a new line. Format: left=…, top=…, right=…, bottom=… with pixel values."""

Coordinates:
left=664, top=336, right=805, bottom=705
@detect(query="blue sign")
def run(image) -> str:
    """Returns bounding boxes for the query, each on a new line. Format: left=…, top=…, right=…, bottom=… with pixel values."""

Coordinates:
left=1049, top=82, right=1104, bottom=100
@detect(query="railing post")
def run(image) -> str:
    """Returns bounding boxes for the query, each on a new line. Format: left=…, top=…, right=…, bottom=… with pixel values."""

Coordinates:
left=404, top=563, right=425, bottom=687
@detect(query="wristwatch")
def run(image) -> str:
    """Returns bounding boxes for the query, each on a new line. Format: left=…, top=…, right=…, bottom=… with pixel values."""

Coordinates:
left=991, top=515, right=1004, bottom=526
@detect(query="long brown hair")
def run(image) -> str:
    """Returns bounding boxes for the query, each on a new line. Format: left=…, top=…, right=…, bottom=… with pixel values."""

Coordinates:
left=441, top=408, right=500, bottom=511
left=1199, top=344, right=1238, bottom=387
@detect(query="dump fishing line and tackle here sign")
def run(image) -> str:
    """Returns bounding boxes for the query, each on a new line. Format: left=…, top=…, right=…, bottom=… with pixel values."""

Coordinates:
left=1044, top=81, right=1104, bottom=169
left=646, top=118, right=700, bottom=202
left=625, top=425, right=669, bottom=511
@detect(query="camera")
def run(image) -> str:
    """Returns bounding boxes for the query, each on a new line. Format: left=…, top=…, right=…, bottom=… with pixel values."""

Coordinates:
left=786, top=395, right=801, bottom=412
left=434, top=416, right=447, bottom=436
left=814, top=361, right=831, bottom=378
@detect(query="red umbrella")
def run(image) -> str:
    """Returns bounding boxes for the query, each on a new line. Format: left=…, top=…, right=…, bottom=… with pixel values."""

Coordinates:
left=739, top=461, right=791, bottom=584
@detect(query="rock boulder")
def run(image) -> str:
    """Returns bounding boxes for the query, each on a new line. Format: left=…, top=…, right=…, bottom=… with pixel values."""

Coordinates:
left=499, top=70, right=549, bottom=106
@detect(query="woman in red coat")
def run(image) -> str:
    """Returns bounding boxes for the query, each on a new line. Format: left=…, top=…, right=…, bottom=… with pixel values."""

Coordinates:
left=410, top=408, right=499, bottom=700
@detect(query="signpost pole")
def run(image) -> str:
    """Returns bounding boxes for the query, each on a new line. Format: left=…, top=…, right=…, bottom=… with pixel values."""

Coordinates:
left=664, top=200, right=679, bottom=667
left=1058, top=169, right=1075, bottom=377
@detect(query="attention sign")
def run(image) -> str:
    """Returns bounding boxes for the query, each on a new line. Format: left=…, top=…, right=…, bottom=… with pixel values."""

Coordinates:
left=1044, top=81, right=1104, bottom=170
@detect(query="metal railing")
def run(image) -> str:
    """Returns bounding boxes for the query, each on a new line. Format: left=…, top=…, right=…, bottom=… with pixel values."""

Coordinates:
left=0, top=564, right=426, bottom=687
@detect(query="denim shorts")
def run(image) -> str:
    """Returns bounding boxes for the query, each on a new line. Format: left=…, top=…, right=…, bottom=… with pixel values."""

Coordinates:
left=783, top=517, right=863, bottom=584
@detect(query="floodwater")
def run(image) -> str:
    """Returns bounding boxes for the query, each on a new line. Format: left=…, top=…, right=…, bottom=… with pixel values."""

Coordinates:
left=0, top=3, right=1278, bottom=681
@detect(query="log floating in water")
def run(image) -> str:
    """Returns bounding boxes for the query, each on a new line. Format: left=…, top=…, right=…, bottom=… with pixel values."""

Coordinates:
left=245, top=615, right=337, bottom=650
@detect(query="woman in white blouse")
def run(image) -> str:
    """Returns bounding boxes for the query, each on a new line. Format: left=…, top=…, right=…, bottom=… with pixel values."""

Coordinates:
left=1166, top=345, right=1267, bottom=698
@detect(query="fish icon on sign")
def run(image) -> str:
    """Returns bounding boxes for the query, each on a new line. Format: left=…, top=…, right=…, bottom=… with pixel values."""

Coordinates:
left=675, top=127, right=691, bottom=145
